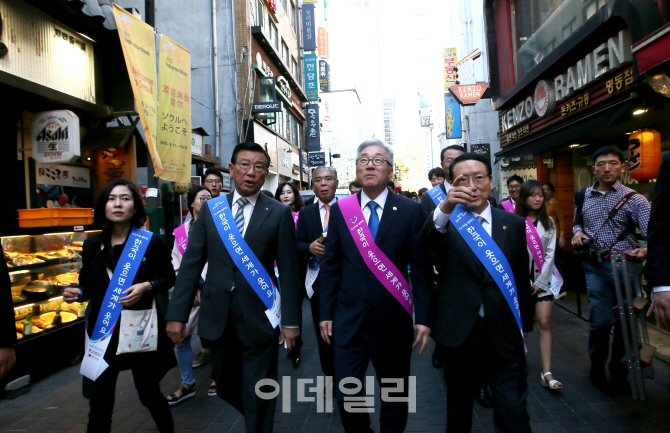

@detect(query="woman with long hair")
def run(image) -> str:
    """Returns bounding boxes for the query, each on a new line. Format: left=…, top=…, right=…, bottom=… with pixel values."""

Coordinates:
left=275, top=181, right=304, bottom=228
left=63, top=179, right=176, bottom=432
left=166, top=185, right=212, bottom=404
left=514, top=180, right=563, bottom=390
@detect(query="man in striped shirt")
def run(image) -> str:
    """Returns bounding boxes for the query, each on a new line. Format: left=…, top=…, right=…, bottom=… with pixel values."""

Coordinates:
left=572, top=146, right=650, bottom=393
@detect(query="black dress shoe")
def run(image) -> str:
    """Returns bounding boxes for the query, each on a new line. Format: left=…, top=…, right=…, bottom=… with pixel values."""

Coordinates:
left=590, top=368, right=609, bottom=392
left=288, top=347, right=301, bottom=368
left=475, top=385, right=493, bottom=408
left=432, top=356, right=444, bottom=369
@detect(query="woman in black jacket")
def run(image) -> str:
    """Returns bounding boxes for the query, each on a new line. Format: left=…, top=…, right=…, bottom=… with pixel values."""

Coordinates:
left=64, top=179, right=176, bottom=433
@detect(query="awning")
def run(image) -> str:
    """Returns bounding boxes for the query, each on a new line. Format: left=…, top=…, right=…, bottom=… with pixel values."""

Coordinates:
left=26, top=0, right=117, bottom=37
left=81, top=118, right=140, bottom=150
left=495, top=92, right=638, bottom=158
left=633, top=22, right=670, bottom=74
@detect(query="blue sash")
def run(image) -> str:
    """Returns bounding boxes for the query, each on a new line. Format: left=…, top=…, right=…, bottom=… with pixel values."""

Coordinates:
left=450, top=205, right=523, bottom=336
left=428, top=184, right=447, bottom=206
left=308, top=225, right=328, bottom=271
left=80, top=228, right=152, bottom=380
left=207, top=195, right=281, bottom=328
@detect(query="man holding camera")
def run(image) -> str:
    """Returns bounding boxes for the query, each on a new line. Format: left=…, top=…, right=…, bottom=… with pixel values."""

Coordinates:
left=572, top=146, right=650, bottom=392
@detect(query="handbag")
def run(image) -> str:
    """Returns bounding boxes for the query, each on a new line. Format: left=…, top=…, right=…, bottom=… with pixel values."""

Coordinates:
left=116, top=298, right=159, bottom=354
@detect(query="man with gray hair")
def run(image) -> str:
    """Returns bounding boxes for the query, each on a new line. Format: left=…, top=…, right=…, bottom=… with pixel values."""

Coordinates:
left=319, top=139, right=432, bottom=433
left=295, top=166, right=339, bottom=377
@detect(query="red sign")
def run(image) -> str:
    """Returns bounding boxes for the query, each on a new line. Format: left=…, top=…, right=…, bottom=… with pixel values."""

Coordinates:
left=266, top=0, right=277, bottom=13
left=449, top=83, right=489, bottom=105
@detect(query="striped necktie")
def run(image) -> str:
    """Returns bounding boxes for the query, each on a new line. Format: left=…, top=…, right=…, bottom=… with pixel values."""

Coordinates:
left=235, top=197, right=249, bottom=235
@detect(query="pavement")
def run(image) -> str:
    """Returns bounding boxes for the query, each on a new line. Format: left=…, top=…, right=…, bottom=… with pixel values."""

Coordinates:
left=1, top=298, right=669, bottom=433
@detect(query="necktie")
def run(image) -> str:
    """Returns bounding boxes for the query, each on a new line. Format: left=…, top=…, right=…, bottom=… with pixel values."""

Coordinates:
left=323, top=204, right=330, bottom=230
left=235, top=197, right=249, bottom=235
left=476, top=215, right=485, bottom=317
left=367, top=201, right=379, bottom=240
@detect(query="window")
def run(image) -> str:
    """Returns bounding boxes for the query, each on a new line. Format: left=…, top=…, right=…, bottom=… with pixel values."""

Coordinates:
left=251, top=0, right=263, bottom=27
left=269, top=19, right=279, bottom=50
left=511, top=0, right=606, bottom=82
left=290, top=1, right=296, bottom=33
left=282, top=0, right=287, bottom=13
left=291, top=56, right=297, bottom=78
left=281, top=39, right=289, bottom=65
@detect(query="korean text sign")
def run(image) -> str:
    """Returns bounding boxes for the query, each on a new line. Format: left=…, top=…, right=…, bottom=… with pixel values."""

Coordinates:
left=304, top=53, right=319, bottom=101
left=443, top=48, right=457, bottom=92
left=306, top=104, right=321, bottom=152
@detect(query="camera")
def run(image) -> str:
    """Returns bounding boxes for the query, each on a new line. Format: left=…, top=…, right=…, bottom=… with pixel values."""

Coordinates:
left=576, top=238, right=610, bottom=264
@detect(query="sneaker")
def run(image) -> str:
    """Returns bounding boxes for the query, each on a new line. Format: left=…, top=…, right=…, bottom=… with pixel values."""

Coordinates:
left=208, top=380, right=217, bottom=397
left=193, top=351, right=211, bottom=368
left=166, top=383, right=196, bottom=406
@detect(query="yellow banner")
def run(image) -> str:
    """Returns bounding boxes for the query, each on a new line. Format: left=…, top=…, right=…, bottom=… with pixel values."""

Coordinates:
left=112, top=4, right=160, bottom=173
left=443, top=47, right=457, bottom=92
left=157, top=35, right=191, bottom=184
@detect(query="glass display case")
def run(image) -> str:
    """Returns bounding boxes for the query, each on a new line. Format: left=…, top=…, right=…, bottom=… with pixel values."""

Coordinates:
left=4, top=228, right=100, bottom=342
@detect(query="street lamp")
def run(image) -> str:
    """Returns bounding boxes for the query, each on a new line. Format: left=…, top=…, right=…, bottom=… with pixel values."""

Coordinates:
left=329, top=150, right=340, bottom=166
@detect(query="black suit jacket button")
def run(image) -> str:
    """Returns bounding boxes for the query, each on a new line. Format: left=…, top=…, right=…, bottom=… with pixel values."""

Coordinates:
left=368, top=273, right=373, bottom=277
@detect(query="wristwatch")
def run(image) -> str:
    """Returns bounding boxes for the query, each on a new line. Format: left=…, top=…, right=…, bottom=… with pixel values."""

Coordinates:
left=148, top=280, right=154, bottom=291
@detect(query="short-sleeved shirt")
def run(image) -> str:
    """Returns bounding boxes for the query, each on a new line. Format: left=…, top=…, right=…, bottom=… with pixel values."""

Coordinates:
left=573, top=181, right=650, bottom=251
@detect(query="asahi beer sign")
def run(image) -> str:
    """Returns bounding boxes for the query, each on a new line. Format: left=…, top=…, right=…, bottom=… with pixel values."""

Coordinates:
left=32, top=110, right=81, bottom=163
left=500, top=30, right=632, bottom=132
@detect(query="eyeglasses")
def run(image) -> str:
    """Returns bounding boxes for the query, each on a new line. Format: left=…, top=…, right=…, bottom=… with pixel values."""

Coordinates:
left=453, top=175, right=489, bottom=187
left=205, top=179, right=222, bottom=185
left=236, top=162, right=268, bottom=173
left=356, top=157, right=392, bottom=167
left=507, top=184, right=521, bottom=190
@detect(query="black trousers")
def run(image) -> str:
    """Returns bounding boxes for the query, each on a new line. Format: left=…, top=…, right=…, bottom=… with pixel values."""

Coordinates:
left=211, top=292, right=279, bottom=433
left=334, top=313, right=412, bottom=433
left=310, top=293, right=335, bottom=376
left=88, top=358, right=174, bottom=433
left=443, top=317, right=530, bottom=433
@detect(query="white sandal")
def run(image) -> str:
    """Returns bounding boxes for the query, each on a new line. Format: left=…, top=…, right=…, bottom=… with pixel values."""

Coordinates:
left=540, top=371, right=563, bottom=389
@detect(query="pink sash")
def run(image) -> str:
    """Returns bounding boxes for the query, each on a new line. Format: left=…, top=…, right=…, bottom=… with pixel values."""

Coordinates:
left=338, top=195, right=413, bottom=316
left=174, top=224, right=188, bottom=256
left=502, top=199, right=514, bottom=213
left=524, top=218, right=563, bottom=297
left=292, top=211, right=299, bottom=230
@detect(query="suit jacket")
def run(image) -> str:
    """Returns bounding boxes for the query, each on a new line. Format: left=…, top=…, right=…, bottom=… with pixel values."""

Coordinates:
left=422, top=207, right=533, bottom=352
left=296, top=201, right=328, bottom=298
left=1, top=260, right=16, bottom=348
left=647, top=152, right=670, bottom=287
left=166, top=191, right=302, bottom=344
left=319, top=191, right=432, bottom=348
left=421, top=183, right=498, bottom=220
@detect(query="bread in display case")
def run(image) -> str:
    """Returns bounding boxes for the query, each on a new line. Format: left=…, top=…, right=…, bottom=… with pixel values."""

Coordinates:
left=2, top=227, right=100, bottom=342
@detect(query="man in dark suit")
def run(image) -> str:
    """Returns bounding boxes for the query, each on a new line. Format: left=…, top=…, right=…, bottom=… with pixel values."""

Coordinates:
left=319, top=139, right=432, bottom=433
left=166, top=142, right=302, bottom=433
left=420, top=145, right=464, bottom=219
left=647, top=152, right=670, bottom=329
left=0, top=261, right=16, bottom=380
left=296, top=166, right=339, bottom=378
left=423, top=153, right=532, bottom=433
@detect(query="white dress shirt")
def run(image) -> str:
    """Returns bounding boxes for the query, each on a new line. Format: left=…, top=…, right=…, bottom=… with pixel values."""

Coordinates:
left=360, top=187, right=388, bottom=224
left=433, top=201, right=492, bottom=236
left=231, top=189, right=261, bottom=236
left=316, top=196, right=338, bottom=230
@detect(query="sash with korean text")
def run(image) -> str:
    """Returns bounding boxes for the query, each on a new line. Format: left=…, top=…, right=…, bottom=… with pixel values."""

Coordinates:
left=501, top=199, right=514, bottom=213
left=450, top=205, right=523, bottom=336
left=524, top=218, right=563, bottom=297
left=174, top=223, right=188, bottom=256
left=428, top=185, right=447, bottom=207
left=338, top=195, right=413, bottom=316
left=207, top=195, right=281, bottom=328
left=80, top=228, right=153, bottom=381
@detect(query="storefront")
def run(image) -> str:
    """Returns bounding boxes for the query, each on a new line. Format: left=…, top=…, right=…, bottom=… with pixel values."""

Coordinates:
left=0, top=1, right=146, bottom=390
left=485, top=0, right=667, bottom=237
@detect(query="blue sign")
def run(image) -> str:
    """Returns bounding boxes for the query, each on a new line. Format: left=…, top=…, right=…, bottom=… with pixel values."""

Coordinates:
left=445, top=95, right=462, bottom=139
left=304, top=53, right=319, bottom=101
left=302, top=4, right=317, bottom=51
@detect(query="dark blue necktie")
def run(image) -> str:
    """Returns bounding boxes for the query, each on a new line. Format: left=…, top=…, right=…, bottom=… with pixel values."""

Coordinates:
left=367, top=201, right=380, bottom=240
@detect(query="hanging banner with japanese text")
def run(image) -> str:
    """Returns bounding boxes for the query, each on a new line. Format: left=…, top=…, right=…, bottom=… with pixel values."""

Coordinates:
left=442, top=47, right=457, bottom=92
left=157, top=34, right=191, bottom=183
left=306, top=104, right=321, bottom=152
left=113, top=4, right=160, bottom=174
left=304, top=53, right=319, bottom=101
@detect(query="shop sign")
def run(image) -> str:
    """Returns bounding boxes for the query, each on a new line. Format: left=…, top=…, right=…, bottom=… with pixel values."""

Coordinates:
left=500, top=30, right=632, bottom=133
left=318, top=28, right=328, bottom=59
left=506, top=125, right=530, bottom=143
left=449, top=83, right=489, bottom=105
left=306, top=104, right=321, bottom=152
left=605, top=66, right=634, bottom=93
left=192, top=133, right=203, bottom=155
left=302, top=4, right=317, bottom=51
left=275, top=76, right=293, bottom=107
left=470, top=143, right=491, bottom=163
left=319, top=60, right=331, bottom=92
left=309, top=152, right=326, bottom=167
left=252, top=101, right=283, bottom=113
left=442, top=48, right=458, bottom=92
left=36, top=163, right=90, bottom=187
left=254, top=52, right=274, bottom=77
left=420, top=116, right=430, bottom=127
left=445, top=96, right=461, bottom=139
left=222, top=172, right=231, bottom=190
left=559, top=92, right=591, bottom=116
left=265, top=0, right=277, bottom=13
left=304, top=53, right=319, bottom=101
left=32, top=110, right=81, bottom=163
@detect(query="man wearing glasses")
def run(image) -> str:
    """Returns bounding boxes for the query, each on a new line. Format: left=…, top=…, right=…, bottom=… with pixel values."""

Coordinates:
left=319, top=139, right=432, bottom=433
left=203, top=168, right=224, bottom=198
left=499, top=174, right=524, bottom=211
left=167, top=142, right=302, bottom=433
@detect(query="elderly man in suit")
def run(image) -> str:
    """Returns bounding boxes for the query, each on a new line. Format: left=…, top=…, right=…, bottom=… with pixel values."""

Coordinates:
left=166, top=142, right=302, bottom=433
left=647, top=152, right=670, bottom=329
left=319, top=139, right=432, bottom=433
left=423, top=153, right=532, bottom=433
left=296, top=166, right=339, bottom=378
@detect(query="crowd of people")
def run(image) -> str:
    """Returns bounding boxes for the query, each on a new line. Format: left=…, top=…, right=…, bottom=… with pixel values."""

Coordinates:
left=1, top=139, right=669, bottom=433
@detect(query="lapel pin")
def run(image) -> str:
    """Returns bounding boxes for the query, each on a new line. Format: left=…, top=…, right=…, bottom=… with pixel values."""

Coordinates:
left=393, top=206, right=397, bottom=211
left=503, top=226, right=507, bottom=230
left=265, top=208, right=268, bottom=211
